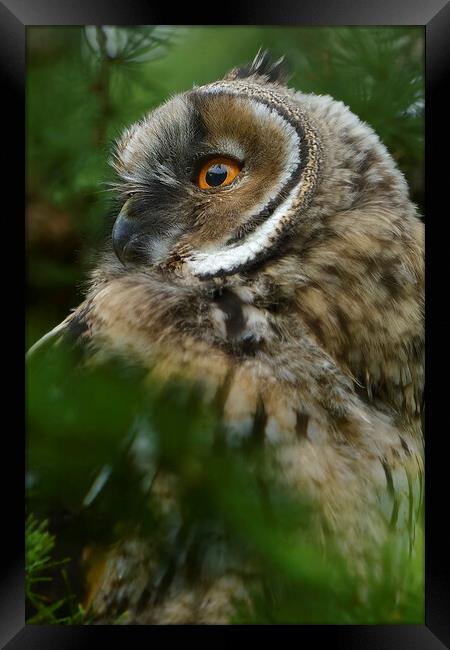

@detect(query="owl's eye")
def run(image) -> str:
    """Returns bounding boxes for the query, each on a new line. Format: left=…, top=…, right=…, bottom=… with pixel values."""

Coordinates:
left=197, top=157, right=242, bottom=190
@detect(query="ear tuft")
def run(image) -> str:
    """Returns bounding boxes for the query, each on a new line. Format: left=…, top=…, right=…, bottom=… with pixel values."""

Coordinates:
left=224, top=49, right=290, bottom=85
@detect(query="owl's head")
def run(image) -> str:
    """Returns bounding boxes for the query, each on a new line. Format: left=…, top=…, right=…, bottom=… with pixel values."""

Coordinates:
left=110, top=50, right=410, bottom=281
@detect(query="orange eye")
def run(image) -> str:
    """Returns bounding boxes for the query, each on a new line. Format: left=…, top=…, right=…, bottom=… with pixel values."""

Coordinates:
left=197, top=157, right=242, bottom=190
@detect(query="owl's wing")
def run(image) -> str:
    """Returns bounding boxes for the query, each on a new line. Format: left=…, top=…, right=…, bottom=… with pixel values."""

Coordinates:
left=26, top=315, right=73, bottom=360
left=27, top=300, right=94, bottom=361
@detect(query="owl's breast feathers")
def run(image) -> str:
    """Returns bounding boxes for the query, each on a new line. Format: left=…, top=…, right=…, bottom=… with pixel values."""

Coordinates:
left=61, top=248, right=423, bottom=622
left=63, top=222, right=423, bottom=501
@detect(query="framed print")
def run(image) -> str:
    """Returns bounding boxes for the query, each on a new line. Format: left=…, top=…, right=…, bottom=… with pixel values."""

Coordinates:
left=1, top=0, right=449, bottom=647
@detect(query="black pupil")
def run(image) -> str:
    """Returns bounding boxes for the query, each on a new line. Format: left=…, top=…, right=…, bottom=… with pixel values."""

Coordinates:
left=205, top=164, right=228, bottom=187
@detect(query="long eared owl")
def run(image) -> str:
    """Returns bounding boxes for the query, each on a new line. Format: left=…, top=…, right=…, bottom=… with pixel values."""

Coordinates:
left=29, top=51, right=424, bottom=624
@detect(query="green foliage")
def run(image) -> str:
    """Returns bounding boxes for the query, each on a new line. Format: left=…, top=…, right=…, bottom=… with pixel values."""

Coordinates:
left=27, top=342, right=146, bottom=520
left=25, top=513, right=88, bottom=624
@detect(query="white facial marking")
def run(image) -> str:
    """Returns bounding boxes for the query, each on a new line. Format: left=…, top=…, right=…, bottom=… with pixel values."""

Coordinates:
left=210, top=137, right=246, bottom=162
left=183, top=84, right=306, bottom=277
left=186, top=180, right=301, bottom=276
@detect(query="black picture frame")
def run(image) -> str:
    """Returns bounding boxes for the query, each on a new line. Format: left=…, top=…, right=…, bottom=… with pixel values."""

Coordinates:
left=3, top=1, right=449, bottom=647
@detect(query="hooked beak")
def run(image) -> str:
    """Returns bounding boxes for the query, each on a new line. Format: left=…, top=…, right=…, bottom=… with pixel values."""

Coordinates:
left=112, top=200, right=141, bottom=264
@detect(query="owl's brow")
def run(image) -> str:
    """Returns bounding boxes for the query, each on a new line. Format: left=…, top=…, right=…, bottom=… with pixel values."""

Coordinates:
left=105, top=179, right=150, bottom=196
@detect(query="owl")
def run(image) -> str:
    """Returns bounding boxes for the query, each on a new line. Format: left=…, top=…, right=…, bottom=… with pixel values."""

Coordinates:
left=29, top=51, right=424, bottom=624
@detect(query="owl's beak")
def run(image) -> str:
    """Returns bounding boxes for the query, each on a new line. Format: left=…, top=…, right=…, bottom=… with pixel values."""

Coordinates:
left=112, top=200, right=182, bottom=266
left=112, top=201, right=140, bottom=265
